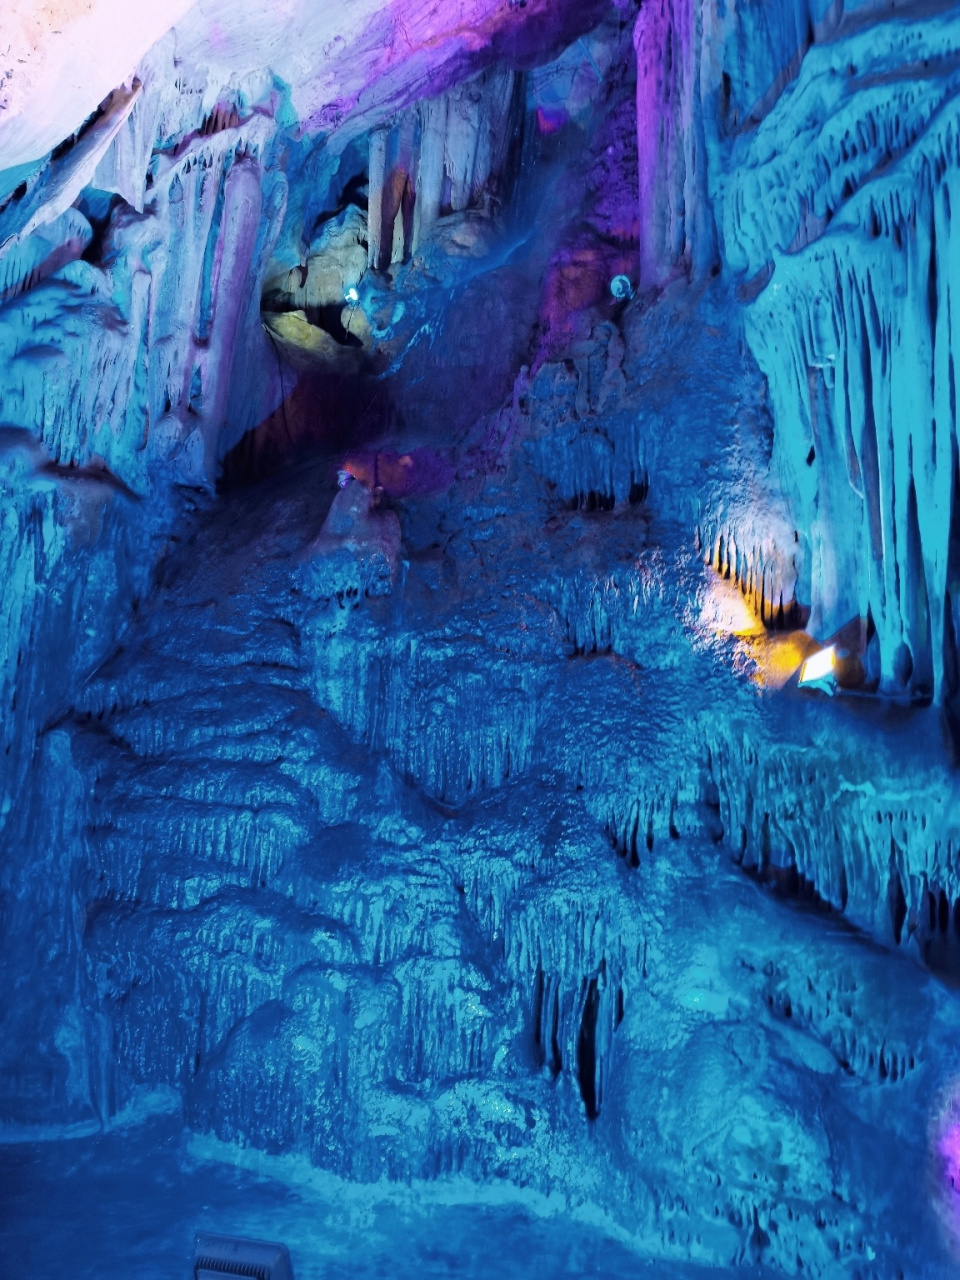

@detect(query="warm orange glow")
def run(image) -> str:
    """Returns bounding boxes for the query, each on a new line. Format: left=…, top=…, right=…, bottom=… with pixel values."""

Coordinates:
left=700, top=571, right=763, bottom=640
left=698, top=569, right=815, bottom=689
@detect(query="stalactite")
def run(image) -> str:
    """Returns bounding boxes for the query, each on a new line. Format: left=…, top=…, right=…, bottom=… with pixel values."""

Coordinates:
left=366, top=68, right=519, bottom=272
left=744, top=111, right=960, bottom=696
left=634, top=0, right=717, bottom=284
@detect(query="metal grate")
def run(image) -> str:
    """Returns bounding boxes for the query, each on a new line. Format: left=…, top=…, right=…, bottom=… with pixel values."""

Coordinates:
left=196, top=1263, right=269, bottom=1280
left=194, top=1233, right=294, bottom=1280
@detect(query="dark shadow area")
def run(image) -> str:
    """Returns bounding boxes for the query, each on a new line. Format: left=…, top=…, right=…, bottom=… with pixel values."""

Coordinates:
left=218, top=367, right=397, bottom=491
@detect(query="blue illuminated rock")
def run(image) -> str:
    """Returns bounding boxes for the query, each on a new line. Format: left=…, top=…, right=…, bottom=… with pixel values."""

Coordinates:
left=1, top=1, right=960, bottom=1277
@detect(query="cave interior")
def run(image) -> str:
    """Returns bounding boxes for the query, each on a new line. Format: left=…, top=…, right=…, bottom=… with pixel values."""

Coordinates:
left=2, top=0, right=960, bottom=1276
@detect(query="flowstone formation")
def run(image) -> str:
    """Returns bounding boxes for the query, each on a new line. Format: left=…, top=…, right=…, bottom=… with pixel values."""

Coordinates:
left=3, top=1, right=960, bottom=1277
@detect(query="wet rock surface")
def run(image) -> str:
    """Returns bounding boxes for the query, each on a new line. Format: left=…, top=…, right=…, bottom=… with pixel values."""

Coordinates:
left=3, top=1, right=960, bottom=1276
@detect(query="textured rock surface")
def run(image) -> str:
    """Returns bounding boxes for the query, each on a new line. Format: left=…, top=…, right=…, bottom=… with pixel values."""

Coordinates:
left=728, top=9, right=960, bottom=706
left=2, top=0, right=960, bottom=1276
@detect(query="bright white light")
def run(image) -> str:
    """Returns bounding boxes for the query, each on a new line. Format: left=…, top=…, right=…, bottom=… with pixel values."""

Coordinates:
left=344, top=287, right=359, bottom=303
left=799, top=645, right=836, bottom=685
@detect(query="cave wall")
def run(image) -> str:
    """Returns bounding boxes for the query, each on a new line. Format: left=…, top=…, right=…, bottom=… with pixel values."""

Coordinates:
left=0, top=0, right=614, bottom=1127
left=731, top=10, right=960, bottom=704
left=0, top=0, right=613, bottom=816
left=2, top=2, right=960, bottom=1273
left=634, top=0, right=842, bottom=285
left=635, top=0, right=960, bottom=702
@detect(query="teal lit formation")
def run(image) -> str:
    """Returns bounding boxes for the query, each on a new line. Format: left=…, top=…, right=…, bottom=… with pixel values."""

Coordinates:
left=0, top=1, right=958, bottom=1277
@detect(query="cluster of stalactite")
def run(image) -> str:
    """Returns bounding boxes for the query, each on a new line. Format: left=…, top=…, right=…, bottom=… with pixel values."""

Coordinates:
left=367, top=68, right=522, bottom=271
left=745, top=100, right=960, bottom=701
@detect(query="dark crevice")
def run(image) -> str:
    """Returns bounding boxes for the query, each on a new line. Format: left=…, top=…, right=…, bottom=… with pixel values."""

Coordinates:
left=309, top=172, right=371, bottom=234
left=532, top=964, right=544, bottom=1065
left=261, top=297, right=363, bottom=348
left=549, top=985, right=563, bottom=1078
left=890, top=869, right=908, bottom=947
left=628, top=471, right=649, bottom=504
left=576, top=976, right=601, bottom=1120
left=568, top=489, right=616, bottom=513
left=80, top=194, right=125, bottom=268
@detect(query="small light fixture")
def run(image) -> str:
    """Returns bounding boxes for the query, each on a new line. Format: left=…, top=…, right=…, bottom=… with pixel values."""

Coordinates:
left=610, top=274, right=634, bottom=301
left=344, top=286, right=359, bottom=304
left=195, top=1234, right=294, bottom=1280
left=798, top=644, right=837, bottom=693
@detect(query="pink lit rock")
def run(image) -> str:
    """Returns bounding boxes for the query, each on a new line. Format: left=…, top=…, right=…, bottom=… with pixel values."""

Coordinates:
left=342, top=449, right=456, bottom=500
left=305, top=477, right=402, bottom=602
left=634, top=0, right=715, bottom=286
left=0, top=0, right=192, bottom=170
left=1, top=0, right=607, bottom=171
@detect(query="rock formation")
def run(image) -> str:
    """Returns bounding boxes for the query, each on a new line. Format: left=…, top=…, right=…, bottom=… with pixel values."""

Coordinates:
left=2, top=0, right=960, bottom=1276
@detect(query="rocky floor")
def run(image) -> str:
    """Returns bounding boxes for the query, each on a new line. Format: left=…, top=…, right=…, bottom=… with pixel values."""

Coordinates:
left=2, top=1115, right=775, bottom=1280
